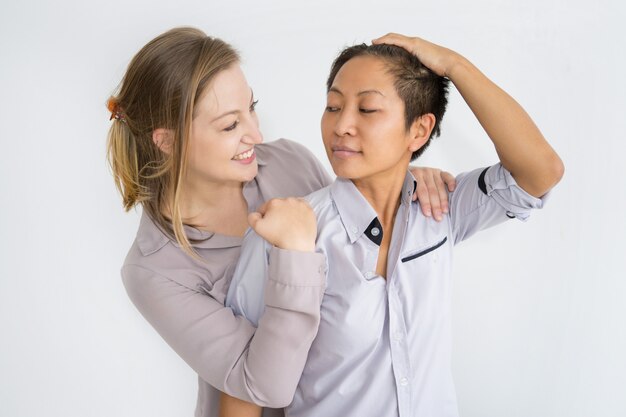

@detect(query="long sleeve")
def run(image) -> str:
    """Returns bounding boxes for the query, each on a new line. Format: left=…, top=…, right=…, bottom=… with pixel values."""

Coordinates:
left=122, top=247, right=325, bottom=408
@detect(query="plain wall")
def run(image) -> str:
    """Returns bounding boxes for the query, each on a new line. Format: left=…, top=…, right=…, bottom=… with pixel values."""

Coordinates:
left=1, top=0, right=625, bottom=416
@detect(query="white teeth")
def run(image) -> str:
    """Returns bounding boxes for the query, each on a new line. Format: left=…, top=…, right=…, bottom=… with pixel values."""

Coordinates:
left=233, top=148, right=254, bottom=160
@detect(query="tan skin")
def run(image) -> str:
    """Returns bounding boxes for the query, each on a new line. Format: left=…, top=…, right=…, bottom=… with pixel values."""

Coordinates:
left=355, top=112, right=436, bottom=278
left=368, top=116, right=435, bottom=277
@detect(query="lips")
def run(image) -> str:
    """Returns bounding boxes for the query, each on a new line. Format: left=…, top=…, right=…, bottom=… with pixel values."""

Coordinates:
left=331, top=145, right=361, bottom=159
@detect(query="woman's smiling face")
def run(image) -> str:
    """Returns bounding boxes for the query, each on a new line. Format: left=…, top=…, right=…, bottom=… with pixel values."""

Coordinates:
left=186, top=64, right=263, bottom=188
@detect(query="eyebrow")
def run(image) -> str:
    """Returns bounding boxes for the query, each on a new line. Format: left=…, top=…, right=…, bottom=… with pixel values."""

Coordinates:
left=328, top=87, right=385, bottom=97
left=210, top=88, right=255, bottom=123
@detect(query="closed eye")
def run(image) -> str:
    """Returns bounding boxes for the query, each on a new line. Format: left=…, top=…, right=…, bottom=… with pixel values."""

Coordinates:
left=224, top=121, right=239, bottom=132
left=359, top=108, right=377, bottom=114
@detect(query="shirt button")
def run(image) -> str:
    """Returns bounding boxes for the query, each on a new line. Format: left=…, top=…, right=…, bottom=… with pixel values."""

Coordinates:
left=399, top=377, right=409, bottom=386
left=351, top=226, right=358, bottom=234
left=433, top=253, right=438, bottom=263
left=371, top=227, right=380, bottom=237
left=393, top=332, right=402, bottom=342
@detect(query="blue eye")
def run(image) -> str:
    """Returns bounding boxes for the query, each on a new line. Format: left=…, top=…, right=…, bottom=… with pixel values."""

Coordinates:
left=224, top=121, right=239, bottom=132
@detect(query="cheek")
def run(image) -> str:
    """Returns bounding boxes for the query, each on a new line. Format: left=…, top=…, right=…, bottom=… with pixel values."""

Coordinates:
left=320, top=115, right=334, bottom=143
left=189, top=135, right=236, bottom=168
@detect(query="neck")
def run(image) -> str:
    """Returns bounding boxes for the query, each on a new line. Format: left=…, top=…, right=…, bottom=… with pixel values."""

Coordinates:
left=352, top=165, right=408, bottom=225
left=166, top=178, right=249, bottom=235
left=353, top=161, right=410, bottom=280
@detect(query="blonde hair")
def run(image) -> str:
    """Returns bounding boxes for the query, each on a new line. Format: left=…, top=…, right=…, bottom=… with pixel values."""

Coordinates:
left=106, top=27, right=240, bottom=257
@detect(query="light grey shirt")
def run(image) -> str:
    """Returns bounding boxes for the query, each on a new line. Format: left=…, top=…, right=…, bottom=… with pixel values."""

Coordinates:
left=121, top=139, right=332, bottom=417
left=226, top=163, right=547, bottom=417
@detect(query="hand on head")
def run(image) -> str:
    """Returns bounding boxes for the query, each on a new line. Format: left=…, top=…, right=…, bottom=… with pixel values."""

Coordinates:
left=372, top=33, right=460, bottom=78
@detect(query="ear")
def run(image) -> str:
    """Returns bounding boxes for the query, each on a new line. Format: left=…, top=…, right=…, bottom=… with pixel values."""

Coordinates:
left=407, top=113, right=436, bottom=153
left=152, top=128, right=174, bottom=154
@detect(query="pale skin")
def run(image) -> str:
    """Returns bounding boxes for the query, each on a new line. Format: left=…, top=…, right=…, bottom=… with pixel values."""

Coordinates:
left=220, top=34, right=563, bottom=417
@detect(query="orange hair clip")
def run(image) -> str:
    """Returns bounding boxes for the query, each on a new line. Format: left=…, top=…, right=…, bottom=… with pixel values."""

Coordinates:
left=107, top=97, right=126, bottom=122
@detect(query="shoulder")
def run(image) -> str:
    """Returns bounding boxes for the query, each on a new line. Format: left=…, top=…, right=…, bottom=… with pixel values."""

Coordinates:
left=304, top=186, right=333, bottom=214
left=304, top=184, right=342, bottom=237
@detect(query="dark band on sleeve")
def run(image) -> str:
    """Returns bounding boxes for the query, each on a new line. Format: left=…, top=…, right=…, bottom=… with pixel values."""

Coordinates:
left=478, top=167, right=490, bottom=195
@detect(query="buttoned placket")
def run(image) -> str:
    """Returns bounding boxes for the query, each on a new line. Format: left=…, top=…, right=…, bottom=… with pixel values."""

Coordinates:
left=385, top=188, right=414, bottom=417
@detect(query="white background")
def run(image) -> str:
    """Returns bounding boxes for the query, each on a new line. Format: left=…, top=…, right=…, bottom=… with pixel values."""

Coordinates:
left=1, top=0, right=625, bottom=416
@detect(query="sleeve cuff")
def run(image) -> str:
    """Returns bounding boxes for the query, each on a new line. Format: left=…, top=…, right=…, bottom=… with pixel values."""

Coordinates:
left=267, top=247, right=327, bottom=287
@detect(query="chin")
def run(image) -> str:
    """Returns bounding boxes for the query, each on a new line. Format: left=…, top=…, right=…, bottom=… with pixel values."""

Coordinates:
left=239, top=165, right=259, bottom=182
left=330, top=164, right=363, bottom=180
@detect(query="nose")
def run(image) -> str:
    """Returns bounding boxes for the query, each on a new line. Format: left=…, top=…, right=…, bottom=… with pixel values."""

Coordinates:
left=334, top=109, right=357, bottom=137
left=242, top=116, right=264, bottom=145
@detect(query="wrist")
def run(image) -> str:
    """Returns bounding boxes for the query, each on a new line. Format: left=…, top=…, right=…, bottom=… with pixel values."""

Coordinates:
left=277, top=239, right=316, bottom=253
left=444, top=53, right=469, bottom=80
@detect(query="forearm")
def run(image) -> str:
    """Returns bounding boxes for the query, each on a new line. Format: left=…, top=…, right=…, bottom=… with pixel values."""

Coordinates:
left=219, top=393, right=263, bottom=417
left=447, top=56, right=564, bottom=197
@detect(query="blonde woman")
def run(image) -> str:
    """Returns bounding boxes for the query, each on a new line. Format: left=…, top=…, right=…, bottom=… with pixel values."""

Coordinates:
left=107, top=27, right=454, bottom=417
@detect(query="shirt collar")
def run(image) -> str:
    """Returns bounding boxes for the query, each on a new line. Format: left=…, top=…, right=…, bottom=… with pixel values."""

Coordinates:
left=330, top=177, right=378, bottom=244
left=329, top=171, right=417, bottom=245
left=401, top=170, right=418, bottom=206
left=136, top=211, right=243, bottom=256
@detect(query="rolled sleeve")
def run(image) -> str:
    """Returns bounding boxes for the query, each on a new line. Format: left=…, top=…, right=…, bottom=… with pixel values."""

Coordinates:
left=450, top=163, right=548, bottom=244
left=481, top=163, right=546, bottom=221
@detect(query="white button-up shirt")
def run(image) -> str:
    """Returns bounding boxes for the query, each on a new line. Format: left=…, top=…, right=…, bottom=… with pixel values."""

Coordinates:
left=226, top=164, right=546, bottom=417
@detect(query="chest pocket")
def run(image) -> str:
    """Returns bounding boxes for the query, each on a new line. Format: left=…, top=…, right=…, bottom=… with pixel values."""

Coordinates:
left=401, top=236, right=448, bottom=263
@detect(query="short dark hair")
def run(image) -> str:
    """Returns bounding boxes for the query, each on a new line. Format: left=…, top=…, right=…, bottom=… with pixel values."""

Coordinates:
left=326, top=44, right=449, bottom=161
